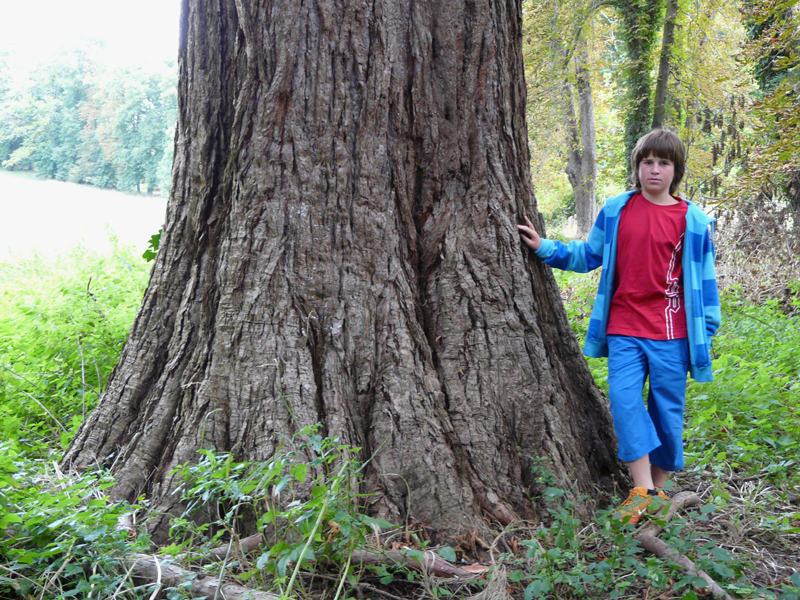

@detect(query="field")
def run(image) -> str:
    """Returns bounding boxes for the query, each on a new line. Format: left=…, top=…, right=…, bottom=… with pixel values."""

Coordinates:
left=0, top=170, right=166, bottom=260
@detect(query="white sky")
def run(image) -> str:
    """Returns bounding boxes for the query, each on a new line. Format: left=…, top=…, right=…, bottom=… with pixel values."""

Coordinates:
left=0, top=0, right=182, bottom=67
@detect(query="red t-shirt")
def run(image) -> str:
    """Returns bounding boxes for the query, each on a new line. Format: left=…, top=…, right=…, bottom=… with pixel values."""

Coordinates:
left=606, top=193, right=688, bottom=340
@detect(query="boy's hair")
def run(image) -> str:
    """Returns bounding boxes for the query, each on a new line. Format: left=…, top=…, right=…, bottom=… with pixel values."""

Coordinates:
left=630, top=129, right=686, bottom=195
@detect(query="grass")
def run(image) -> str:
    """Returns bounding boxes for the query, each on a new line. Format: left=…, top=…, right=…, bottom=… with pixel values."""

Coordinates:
left=0, top=242, right=150, bottom=454
left=0, top=240, right=799, bottom=599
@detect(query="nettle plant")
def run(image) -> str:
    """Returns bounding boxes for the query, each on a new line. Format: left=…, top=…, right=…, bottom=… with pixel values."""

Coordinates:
left=169, top=424, right=394, bottom=597
left=0, top=442, right=147, bottom=599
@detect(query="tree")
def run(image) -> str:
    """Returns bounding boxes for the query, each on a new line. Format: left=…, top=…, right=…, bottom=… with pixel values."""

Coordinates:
left=523, top=0, right=598, bottom=237
left=562, top=39, right=599, bottom=237
left=613, top=0, right=665, bottom=179
left=651, top=0, right=678, bottom=130
left=110, top=68, right=177, bottom=193
left=740, top=0, right=800, bottom=229
left=63, top=0, right=625, bottom=542
left=0, top=45, right=177, bottom=194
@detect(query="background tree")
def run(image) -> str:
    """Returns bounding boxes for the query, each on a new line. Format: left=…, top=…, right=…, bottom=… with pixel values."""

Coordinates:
left=523, top=0, right=598, bottom=237
left=0, top=45, right=176, bottom=194
left=63, top=0, right=625, bottom=541
left=110, top=69, right=176, bottom=193
left=562, top=39, right=599, bottom=237
left=670, top=2, right=756, bottom=204
left=651, top=0, right=678, bottom=130
left=612, top=0, right=664, bottom=180
left=740, top=0, right=800, bottom=229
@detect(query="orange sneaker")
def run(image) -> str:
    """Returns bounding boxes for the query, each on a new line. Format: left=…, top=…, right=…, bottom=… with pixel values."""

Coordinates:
left=614, top=487, right=669, bottom=525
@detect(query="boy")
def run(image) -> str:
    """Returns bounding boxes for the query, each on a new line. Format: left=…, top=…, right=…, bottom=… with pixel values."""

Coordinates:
left=518, top=129, right=720, bottom=524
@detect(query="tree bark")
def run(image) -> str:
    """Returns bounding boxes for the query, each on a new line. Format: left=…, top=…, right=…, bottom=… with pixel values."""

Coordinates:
left=63, top=0, right=624, bottom=542
left=651, top=0, right=679, bottom=130
left=562, top=39, right=598, bottom=238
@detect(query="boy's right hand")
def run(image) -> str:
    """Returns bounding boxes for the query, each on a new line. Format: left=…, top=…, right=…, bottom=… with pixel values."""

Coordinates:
left=518, top=215, right=542, bottom=251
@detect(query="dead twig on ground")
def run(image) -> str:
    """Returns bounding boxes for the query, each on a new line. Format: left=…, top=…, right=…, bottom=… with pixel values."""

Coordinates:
left=635, top=492, right=735, bottom=600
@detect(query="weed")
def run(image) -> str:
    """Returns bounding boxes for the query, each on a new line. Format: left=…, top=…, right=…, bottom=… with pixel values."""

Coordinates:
left=170, top=424, right=394, bottom=597
left=0, top=442, right=148, bottom=598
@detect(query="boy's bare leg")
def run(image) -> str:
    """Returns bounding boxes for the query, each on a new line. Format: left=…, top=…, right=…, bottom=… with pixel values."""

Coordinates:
left=651, top=464, right=669, bottom=489
left=627, top=455, right=655, bottom=490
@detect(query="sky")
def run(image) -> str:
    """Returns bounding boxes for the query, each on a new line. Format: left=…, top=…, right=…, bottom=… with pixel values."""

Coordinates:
left=0, top=0, right=182, bottom=67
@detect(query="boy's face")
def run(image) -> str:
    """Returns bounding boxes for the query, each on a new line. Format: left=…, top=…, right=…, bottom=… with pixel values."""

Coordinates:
left=638, top=153, right=675, bottom=198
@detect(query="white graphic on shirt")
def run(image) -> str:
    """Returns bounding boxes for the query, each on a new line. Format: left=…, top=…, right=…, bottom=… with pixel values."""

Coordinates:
left=664, top=234, right=685, bottom=339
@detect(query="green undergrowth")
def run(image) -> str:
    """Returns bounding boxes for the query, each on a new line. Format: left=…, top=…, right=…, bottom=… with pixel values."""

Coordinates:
left=1, top=243, right=799, bottom=599
left=167, top=425, right=397, bottom=598
left=685, top=286, right=800, bottom=482
left=0, top=445, right=148, bottom=598
left=0, top=243, right=152, bottom=596
left=503, top=489, right=766, bottom=600
left=0, top=242, right=150, bottom=456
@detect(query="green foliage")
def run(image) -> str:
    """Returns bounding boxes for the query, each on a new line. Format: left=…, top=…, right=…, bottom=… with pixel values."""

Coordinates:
left=742, top=0, right=799, bottom=91
left=142, top=229, right=161, bottom=262
left=738, top=0, right=800, bottom=210
left=0, top=44, right=177, bottom=195
left=504, top=484, right=754, bottom=600
left=684, top=287, right=800, bottom=480
left=0, top=445, right=148, bottom=598
left=110, top=69, right=177, bottom=193
left=522, top=0, right=628, bottom=209
left=0, top=243, right=150, bottom=454
left=170, top=425, right=394, bottom=596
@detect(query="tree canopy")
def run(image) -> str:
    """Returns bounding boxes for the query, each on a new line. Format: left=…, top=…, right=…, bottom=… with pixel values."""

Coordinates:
left=0, top=44, right=176, bottom=194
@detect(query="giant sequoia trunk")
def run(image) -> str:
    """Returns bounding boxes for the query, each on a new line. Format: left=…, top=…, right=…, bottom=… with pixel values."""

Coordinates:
left=64, top=0, right=624, bottom=541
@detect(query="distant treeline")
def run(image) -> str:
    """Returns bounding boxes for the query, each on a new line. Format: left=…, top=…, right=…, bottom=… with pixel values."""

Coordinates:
left=0, top=47, right=177, bottom=195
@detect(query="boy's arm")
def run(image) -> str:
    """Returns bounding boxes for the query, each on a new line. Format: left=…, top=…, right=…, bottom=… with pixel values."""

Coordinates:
left=518, top=213, right=604, bottom=273
left=701, top=226, right=721, bottom=340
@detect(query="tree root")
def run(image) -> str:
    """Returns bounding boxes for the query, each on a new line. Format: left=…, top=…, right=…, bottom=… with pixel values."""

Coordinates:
left=634, top=491, right=734, bottom=600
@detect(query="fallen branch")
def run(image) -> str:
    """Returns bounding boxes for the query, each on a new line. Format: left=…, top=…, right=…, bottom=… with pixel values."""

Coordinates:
left=124, top=553, right=280, bottom=600
left=634, top=492, right=734, bottom=600
left=206, top=533, right=484, bottom=579
left=208, top=533, right=263, bottom=561
left=351, top=549, right=480, bottom=578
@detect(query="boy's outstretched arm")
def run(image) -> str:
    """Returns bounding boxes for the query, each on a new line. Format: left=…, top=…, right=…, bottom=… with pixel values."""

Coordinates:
left=517, top=214, right=603, bottom=273
left=518, top=215, right=542, bottom=251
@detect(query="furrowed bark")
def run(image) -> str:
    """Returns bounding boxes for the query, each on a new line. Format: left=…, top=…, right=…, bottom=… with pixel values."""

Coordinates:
left=64, top=0, right=625, bottom=542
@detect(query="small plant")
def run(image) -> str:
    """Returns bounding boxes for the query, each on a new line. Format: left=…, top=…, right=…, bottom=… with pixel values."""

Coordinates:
left=170, top=424, right=394, bottom=597
left=0, top=243, right=150, bottom=455
left=0, top=442, right=147, bottom=598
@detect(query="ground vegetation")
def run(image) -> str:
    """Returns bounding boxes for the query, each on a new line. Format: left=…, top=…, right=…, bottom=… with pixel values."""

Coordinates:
left=0, top=228, right=798, bottom=599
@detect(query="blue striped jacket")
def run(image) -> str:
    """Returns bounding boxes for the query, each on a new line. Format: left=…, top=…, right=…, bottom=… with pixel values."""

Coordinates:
left=535, top=191, right=721, bottom=382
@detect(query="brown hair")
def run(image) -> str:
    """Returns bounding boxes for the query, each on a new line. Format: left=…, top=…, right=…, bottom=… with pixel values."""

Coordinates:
left=630, top=129, right=686, bottom=195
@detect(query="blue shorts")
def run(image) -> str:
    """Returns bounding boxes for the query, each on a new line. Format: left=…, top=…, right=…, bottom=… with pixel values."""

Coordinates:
left=607, top=335, right=690, bottom=471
